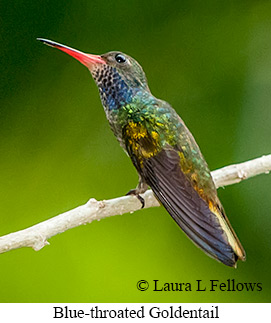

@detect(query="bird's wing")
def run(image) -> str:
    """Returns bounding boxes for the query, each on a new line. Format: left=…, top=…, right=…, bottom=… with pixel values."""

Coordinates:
left=124, top=120, right=245, bottom=267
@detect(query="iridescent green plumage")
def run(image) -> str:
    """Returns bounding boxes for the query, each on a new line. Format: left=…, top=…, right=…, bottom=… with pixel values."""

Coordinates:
left=39, top=38, right=246, bottom=267
left=109, top=92, right=245, bottom=267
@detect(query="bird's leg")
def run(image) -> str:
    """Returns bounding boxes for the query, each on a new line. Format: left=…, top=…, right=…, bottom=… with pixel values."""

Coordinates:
left=126, top=176, right=148, bottom=209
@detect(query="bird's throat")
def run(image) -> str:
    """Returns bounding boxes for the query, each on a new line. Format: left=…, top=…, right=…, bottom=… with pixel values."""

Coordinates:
left=91, top=66, right=135, bottom=111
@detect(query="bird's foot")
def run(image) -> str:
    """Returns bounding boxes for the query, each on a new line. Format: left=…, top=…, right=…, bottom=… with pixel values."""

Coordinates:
left=126, top=189, right=145, bottom=209
left=126, top=178, right=148, bottom=209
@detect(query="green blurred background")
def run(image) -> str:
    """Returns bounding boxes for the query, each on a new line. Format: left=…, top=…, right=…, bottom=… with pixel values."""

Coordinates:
left=0, top=0, right=270, bottom=302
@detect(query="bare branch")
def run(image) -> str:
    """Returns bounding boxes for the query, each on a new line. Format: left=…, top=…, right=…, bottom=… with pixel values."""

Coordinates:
left=0, top=154, right=270, bottom=254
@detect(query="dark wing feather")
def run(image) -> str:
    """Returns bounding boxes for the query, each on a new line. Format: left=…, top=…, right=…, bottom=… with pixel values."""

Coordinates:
left=124, top=121, right=245, bottom=267
left=142, top=148, right=241, bottom=266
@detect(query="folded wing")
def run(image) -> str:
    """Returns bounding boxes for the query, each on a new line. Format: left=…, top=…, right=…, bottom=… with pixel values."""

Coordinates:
left=124, top=120, right=245, bottom=267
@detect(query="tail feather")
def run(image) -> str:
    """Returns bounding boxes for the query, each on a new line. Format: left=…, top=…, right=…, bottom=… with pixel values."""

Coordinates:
left=142, top=149, right=245, bottom=267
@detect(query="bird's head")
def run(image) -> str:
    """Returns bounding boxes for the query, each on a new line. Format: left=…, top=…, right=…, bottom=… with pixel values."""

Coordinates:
left=38, top=38, right=149, bottom=110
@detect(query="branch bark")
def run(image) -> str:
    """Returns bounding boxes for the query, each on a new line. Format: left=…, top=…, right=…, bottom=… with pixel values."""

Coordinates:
left=0, top=154, right=270, bottom=254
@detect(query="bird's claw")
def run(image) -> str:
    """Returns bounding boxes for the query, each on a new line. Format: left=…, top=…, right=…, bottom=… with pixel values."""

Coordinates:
left=126, top=189, right=145, bottom=209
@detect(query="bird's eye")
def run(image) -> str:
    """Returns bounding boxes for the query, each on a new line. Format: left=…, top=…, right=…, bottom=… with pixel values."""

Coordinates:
left=115, top=53, right=126, bottom=64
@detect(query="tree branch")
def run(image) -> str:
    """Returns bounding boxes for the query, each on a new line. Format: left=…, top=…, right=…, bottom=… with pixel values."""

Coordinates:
left=0, top=154, right=270, bottom=254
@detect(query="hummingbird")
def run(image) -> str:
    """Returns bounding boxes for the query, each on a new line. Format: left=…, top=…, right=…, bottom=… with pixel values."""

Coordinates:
left=38, top=38, right=246, bottom=267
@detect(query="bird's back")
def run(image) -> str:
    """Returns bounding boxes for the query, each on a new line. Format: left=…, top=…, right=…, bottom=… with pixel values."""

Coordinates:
left=123, top=99, right=246, bottom=267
